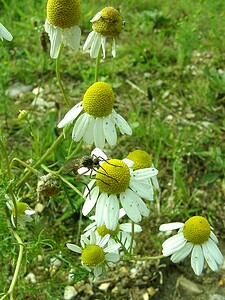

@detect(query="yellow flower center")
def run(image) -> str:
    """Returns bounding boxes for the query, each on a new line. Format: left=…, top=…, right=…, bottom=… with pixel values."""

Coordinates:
left=12, top=202, right=29, bottom=217
left=82, top=82, right=114, bottom=118
left=81, top=245, right=105, bottom=266
left=47, top=0, right=81, bottom=28
left=96, top=159, right=130, bottom=194
left=92, top=7, right=123, bottom=38
left=183, top=216, right=211, bottom=244
left=126, top=150, right=152, bottom=170
left=97, top=224, right=120, bottom=237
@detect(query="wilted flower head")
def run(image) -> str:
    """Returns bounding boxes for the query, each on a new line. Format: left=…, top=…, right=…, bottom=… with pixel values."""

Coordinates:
left=67, top=231, right=120, bottom=277
left=58, top=81, right=132, bottom=148
left=0, top=22, right=13, bottom=41
left=83, top=7, right=123, bottom=58
left=45, top=0, right=81, bottom=58
left=160, top=216, right=224, bottom=276
left=6, top=200, right=35, bottom=227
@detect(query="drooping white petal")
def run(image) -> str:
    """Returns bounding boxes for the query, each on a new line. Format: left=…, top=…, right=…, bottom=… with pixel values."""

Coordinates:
left=82, top=116, right=95, bottom=144
left=101, top=36, right=106, bottom=59
left=57, top=102, right=83, bottom=128
left=206, top=238, right=224, bottom=265
left=209, top=231, right=219, bottom=244
left=94, top=118, right=105, bottom=148
left=94, top=266, right=102, bottom=277
left=95, top=192, right=108, bottom=227
left=120, top=191, right=142, bottom=223
left=132, top=168, right=158, bottom=181
left=120, top=223, right=142, bottom=233
left=191, top=245, right=204, bottom=276
left=82, top=186, right=99, bottom=216
left=91, top=11, right=102, bottom=22
left=159, top=222, right=184, bottom=232
left=103, top=116, right=117, bottom=147
left=0, top=23, right=13, bottom=41
left=47, top=24, right=63, bottom=59
left=90, top=32, right=102, bottom=58
left=112, top=38, right=116, bottom=58
left=202, top=243, right=218, bottom=271
left=66, top=243, right=82, bottom=254
left=72, top=113, right=91, bottom=142
left=162, top=233, right=187, bottom=256
left=24, top=209, right=35, bottom=215
left=62, top=26, right=81, bottom=51
left=111, top=110, right=132, bottom=135
left=83, top=31, right=96, bottom=51
left=83, top=179, right=96, bottom=197
left=105, top=194, right=120, bottom=230
left=129, top=178, right=154, bottom=201
left=171, top=242, right=193, bottom=263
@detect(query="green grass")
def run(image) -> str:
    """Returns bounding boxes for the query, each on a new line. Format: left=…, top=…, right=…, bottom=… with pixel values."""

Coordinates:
left=0, top=0, right=225, bottom=299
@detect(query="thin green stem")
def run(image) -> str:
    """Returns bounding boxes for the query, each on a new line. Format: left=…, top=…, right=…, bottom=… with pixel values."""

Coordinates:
left=129, top=221, right=135, bottom=256
left=0, top=230, right=24, bottom=300
left=122, top=254, right=164, bottom=262
left=94, top=47, right=102, bottom=82
left=56, top=43, right=70, bottom=108
left=0, top=137, right=11, bottom=179
left=10, top=158, right=38, bottom=175
left=16, top=125, right=71, bottom=189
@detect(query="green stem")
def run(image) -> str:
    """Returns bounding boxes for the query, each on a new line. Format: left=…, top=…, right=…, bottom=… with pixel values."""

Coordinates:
left=16, top=125, right=71, bottom=189
left=94, top=47, right=101, bottom=82
left=56, top=43, right=70, bottom=108
left=129, top=221, right=135, bottom=256
left=0, top=138, right=11, bottom=179
left=10, top=158, right=38, bottom=175
left=0, top=230, right=24, bottom=300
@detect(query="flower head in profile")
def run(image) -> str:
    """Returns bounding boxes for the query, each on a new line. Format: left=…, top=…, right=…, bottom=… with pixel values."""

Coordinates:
left=0, top=23, right=13, bottom=41
left=82, top=157, right=158, bottom=230
left=45, top=0, right=81, bottom=58
left=83, top=6, right=123, bottom=58
left=125, top=149, right=160, bottom=197
left=58, top=82, right=132, bottom=148
left=6, top=200, right=35, bottom=227
left=84, top=209, right=142, bottom=252
left=66, top=231, right=120, bottom=277
left=160, top=216, right=224, bottom=275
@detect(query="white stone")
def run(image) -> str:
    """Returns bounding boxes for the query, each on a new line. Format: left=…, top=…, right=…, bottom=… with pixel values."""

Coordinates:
left=64, top=286, right=77, bottom=300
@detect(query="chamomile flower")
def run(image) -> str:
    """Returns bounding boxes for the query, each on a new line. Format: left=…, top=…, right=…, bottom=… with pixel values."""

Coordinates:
left=160, top=216, right=224, bottom=276
left=82, top=157, right=158, bottom=230
left=6, top=200, right=35, bottom=227
left=125, top=149, right=160, bottom=194
left=45, top=0, right=81, bottom=58
left=0, top=22, right=13, bottom=41
left=57, top=82, right=132, bottom=148
left=84, top=209, right=142, bottom=252
left=83, top=6, right=123, bottom=58
left=66, top=231, right=120, bottom=277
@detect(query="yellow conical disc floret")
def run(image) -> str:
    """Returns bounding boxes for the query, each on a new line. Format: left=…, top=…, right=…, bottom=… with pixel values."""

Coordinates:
left=82, top=82, right=114, bottom=118
left=183, top=216, right=211, bottom=245
left=47, top=0, right=81, bottom=28
left=127, top=150, right=152, bottom=170
left=92, top=7, right=123, bottom=38
left=12, top=202, right=29, bottom=217
left=97, top=224, right=120, bottom=237
left=96, top=159, right=130, bottom=194
left=81, top=245, right=105, bottom=266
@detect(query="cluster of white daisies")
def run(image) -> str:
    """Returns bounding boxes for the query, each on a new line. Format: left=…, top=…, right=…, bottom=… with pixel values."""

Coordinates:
left=3, top=0, right=224, bottom=279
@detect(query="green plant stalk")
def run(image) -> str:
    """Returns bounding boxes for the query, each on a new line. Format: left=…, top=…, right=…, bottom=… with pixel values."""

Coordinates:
left=0, top=229, right=24, bottom=300
left=16, top=125, right=71, bottom=189
left=10, top=158, right=39, bottom=175
left=94, top=47, right=102, bottom=82
left=56, top=43, right=71, bottom=108
left=129, top=221, right=135, bottom=256
left=122, top=254, right=164, bottom=261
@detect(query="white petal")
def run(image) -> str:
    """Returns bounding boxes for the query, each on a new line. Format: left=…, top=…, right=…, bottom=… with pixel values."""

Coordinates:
left=120, top=223, right=142, bottom=233
left=162, top=233, right=187, bottom=256
left=48, top=25, right=62, bottom=59
left=129, top=178, right=154, bottom=201
left=206, top=238, right=224, bottom=265
left=83, top=179, right=96, bottom=197
left=112, top=38, right=116, bottom=58
left=105, top=252, right=120, bottom=262
left=159, top=222, right=184, bottom=232
left=92, top=148, right=108, bottom=161
left=95, top=193, right=108, bottom=227
left=0, top=23, right=13, bottom=41
left=94, top=118, right=105, bottom=148
left=171, top=242, right=193, bottom=263
left=82, top=116, right=95, bottom=144
left=90, top=32, right=102, bottom=58
left=126, top=189, right=149, bottom=216
left=191, top=245, right=204, bottom=276
left=66, top=243, right=82, bottom=254
left=62, top=26, right=81, bottom=51
left=151, top=175, right=160, bottom=190
left=25, top=209, right=35, bottom=215
left=90, top=231, right=97, bottom=245
left=82, top=186, right=99, bottom=216
left=72, top=113, right=90, bottom=142
left=98, top=234, right=110, bottom=248
left=83, top=31, right=95, bottom=51
left=101, top=36, right=106, bottom=59
left=103, top=116, right=117, bottom=146
left=105, top=195, right=120, bottom=230
left=91, top=11, right=102, bottom=22
left=57, top=102, right=83, bottom=128
left=209, top=231, right=218, bottom=244
left=120, top=191, right=142, bottom=223
left=202, top=243, right=218, bottom=272
left=94, top=266, right=102, bottom=277
left=122, top=158, right=134, bottom=168
left=132, top=168, right=158, bottom=180
left=111, top=110, right=132, bottom=135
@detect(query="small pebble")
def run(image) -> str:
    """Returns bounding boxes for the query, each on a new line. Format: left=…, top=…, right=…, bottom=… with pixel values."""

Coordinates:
left=63, top=286, right=77, bottom=300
